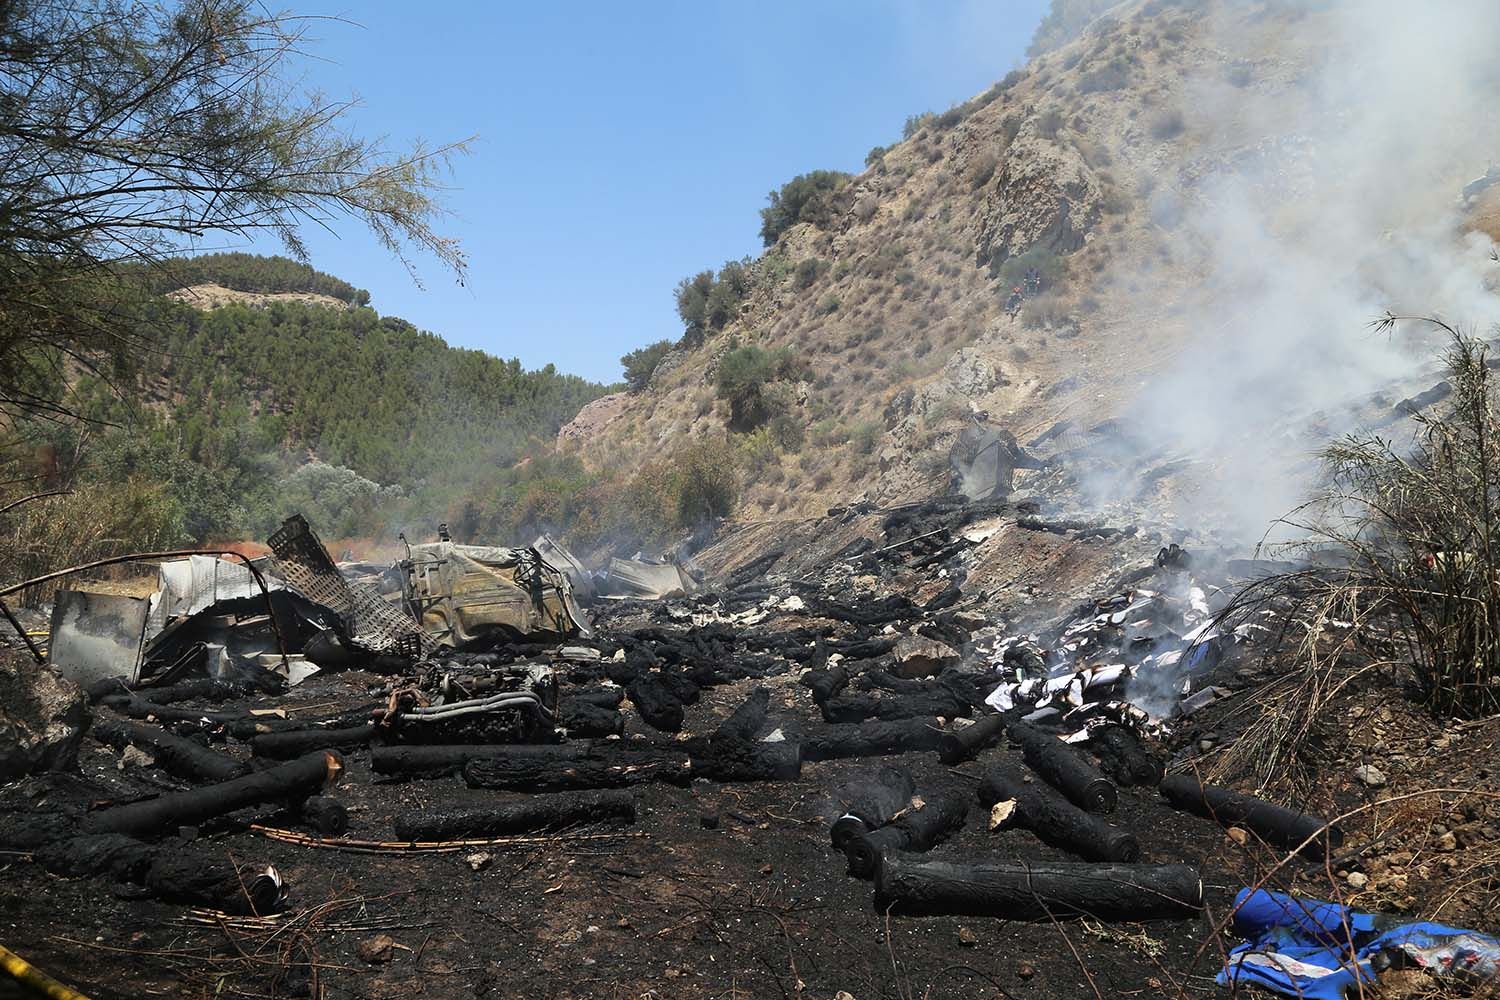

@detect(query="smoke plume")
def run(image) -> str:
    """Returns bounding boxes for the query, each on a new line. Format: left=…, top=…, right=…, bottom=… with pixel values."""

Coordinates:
left=1101, top=0, right=1500, bottom=542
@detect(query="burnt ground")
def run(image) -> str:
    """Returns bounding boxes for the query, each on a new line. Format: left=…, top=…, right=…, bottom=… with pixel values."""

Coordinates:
left=1, top=654, right=1496, bottom=1000
left=2, top=491, right=1498, bottom=1000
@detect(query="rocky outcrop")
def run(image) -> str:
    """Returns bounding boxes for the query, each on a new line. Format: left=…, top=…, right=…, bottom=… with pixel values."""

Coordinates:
left=0, top=652, right=90, bottom=781
left=557, top=392, right=632, bottom=448
left=970, top=135, right=1102, bottom=273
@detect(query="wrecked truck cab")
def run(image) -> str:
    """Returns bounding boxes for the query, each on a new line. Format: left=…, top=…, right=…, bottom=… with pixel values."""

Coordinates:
left=400, top=541, right=591, bottom=648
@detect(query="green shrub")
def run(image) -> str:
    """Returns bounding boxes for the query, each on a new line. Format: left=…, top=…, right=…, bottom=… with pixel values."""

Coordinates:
left=714, top=344, right=802, bottom=431
left=1037, top=109, right=1064, bottom=138
left=675, top=271, right=714, bottom=333
left=902, top=112, right=934, bottom=139
left=706, top=258, right=752, bottom=328
left=759, top=170, right=852, bottom=246
left=817, top=294, right=840, bottom=315
left=794, top=258, right=827, bottom=291
left=671, top=438, right=741, bottom=525
left=1149, top=109, right=1186, bottom=141
left=969, top=153, right=998, bottom=189
left=865, top=145, right=888, bottom=169
left=997, top=247, right=1066, bottom=289
left=620, top=340, right=674, bottom=392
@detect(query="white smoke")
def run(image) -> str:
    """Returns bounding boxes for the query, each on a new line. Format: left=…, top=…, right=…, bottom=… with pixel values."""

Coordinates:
left=1100, top=0, right=1500, bottom=542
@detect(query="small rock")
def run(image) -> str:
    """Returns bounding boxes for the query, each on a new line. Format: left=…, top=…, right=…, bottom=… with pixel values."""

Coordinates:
left=1346, top=872, right=1368, bottom=890
left=892, top=635, right=961, bottom=679
left=758, top=863, right=773, bottom=875
left=1354, top=764, right=1387, bottom=787
left=119, top=745, right=154, bottom=771
left=835, top=993, right=856, bottom=1000
left=1017, top=961, right=1035, bottom=979
left=465, top=851, right=493, bottom=872
left=1433, top=831, right=1458, bottom=852
left=357, top=934, right=395, bottom=964
left=615, top=917, right=631, bottom=929
left=957, top=926, right=978, bottom=947
left=1226, top=827, right=1249, bottom=846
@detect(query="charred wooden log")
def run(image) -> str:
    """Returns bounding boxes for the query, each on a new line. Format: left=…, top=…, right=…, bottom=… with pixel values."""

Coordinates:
left=34, top=834, right=287, bottom=914
left=844, top=787, right=970, bottom=878
left=92, top=718, right=249, bottom=784
left=249, top=724, right=377, bottom=759
left=372, top=743, right=599, bottom=778
left=1158, top=773, right=1344, bottom=853
left=564, top=687, right=626, bottom=710
left=106, top=699, right=248, bottom=725
left=873, top=857, right=1203, bottom=920
left=298, top=795, right=349, bottom=836
left=803, top=662, right=850, bottom=704
left=829, top=765, right=916, bottom=850
left=690, top=739, right=802, bottom=782
left=393, top=788, right=638, bottom=841
left=976, top=768, right=1139, bottom=863
left=821, top=691, right=970, bottom=724
left=1090, top=725, right=1163, bottom=787
left=937, top=714, right=1008, bottom=765
left=559, top=700, right=624, bottom=738
left=463, top=745, right=692, bottom=792
left=801, top=719, right=947, bottom=761
left=81, top=751, right=343, bottom=840
left=627, top=674, right=685, bottom=732
left=1008, top=721, right=1117, bottom=814
left=712, top=688, right=770, bottom=742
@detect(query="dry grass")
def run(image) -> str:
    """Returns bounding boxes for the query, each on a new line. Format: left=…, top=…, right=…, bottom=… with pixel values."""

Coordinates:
left=1212, top=322, right=1500, bottom=788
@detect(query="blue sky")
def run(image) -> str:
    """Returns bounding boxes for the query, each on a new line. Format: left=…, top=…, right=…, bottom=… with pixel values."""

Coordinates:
left=254, top=2, right=1048, bottom=383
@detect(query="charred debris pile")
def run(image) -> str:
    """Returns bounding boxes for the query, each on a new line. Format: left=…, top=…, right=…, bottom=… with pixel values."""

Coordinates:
left=0, top=501, right=1365, bottom=973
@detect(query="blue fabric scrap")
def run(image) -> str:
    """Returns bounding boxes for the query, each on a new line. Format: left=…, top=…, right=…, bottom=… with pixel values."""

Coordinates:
left=1219, top=888, right=1500, bottom=999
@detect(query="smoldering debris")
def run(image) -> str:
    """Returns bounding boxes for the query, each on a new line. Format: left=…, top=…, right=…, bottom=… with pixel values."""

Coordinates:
left=0, top=488, right=1454, bottom=999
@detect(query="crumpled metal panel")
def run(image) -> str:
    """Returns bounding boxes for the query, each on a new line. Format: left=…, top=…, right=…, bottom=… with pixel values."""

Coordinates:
left=48, top=589, right=149, bottom=686
left=402, top=541, right=589, bottom=647
left=268, top=514, right=431, bottom=657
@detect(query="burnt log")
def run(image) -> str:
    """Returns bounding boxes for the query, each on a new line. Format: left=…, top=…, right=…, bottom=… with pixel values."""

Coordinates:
left=627, top=674, right=685, bottom=732
left=821, top=691, right=970, bottom=725
left=92, top=718, right=249, bottom=784
left=976, top=768, right=1139, bottom=863
left=394, top=788, right=637, bottom=841
left=1009, top=721, right=1117, bottom=814
left=371, top=744, right=578, bottom=778
left=803, top=662, right=850, bottom=704
left=81, top=751, right=342, bottom=840
left=873, top=857, right=1203, bottom=920
left=106, top=699, right=248, bottom=725
left=830, top=765, right=916, bottom=850
left=464, top=745, right=692, bottom=792
left=34, top=834, right=286, bottom=914
left=845, top=787, right=969, bottom=878
left=713, top=688, right=770, bottom=742
left=1090, top=725, right=1163, bottom=787
left=802, top=719, right=948, bottom=761
left=298, top=795, right=349, bottom=836
left=249, top=724, right=377, bottom=759
left=690, top=739, right=801, bottom=782
left=560, top=700, right=624, bottom=738
left=564, top=687, right=625, bottom=710
left=1158, top=773, right=1344, bottom=853
left=937, top=714, right=1008, bottom=765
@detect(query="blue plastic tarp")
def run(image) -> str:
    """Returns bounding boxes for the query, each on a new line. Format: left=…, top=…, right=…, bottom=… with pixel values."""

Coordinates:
left=1220, top=888, right=1500, bottom=999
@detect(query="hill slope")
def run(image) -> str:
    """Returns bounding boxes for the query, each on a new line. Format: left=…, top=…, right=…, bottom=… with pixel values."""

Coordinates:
left=554, top=0, right=1500, bottom=548
left=15, top=253, right=609, bottom=550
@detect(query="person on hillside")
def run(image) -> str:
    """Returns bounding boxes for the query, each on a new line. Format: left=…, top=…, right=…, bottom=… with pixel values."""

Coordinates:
left=1006, top=286, right=1024, bottom=316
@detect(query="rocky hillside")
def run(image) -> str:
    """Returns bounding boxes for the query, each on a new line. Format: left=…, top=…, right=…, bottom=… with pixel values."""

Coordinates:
left=559, top=0, right=1499, bottom=542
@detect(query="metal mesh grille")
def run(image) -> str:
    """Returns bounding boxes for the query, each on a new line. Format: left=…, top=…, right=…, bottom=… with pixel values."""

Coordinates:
left=267, top=515, right=432, bottom=657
